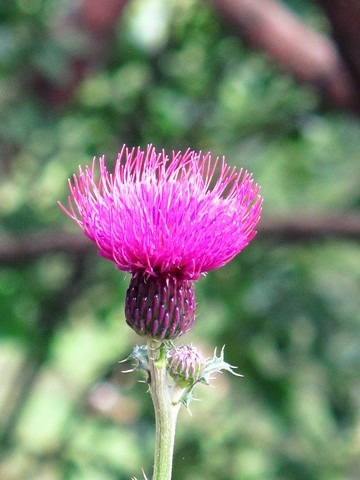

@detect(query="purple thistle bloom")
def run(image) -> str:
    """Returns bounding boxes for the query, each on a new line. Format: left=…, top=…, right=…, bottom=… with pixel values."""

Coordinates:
left=61, top=144, right=262, bottom=279
left=60, top=145, right=262, bottom=339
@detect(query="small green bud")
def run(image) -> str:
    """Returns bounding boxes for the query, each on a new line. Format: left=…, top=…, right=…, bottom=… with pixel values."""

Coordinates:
left=167, top=345, right=205, bottom=387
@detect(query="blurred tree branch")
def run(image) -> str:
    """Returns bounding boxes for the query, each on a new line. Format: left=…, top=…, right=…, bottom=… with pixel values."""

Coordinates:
left=0, top=230, right=95, bottom=265
left=317, top=0, right=360, bottom=93
left=209, top=0, right=360, bottom=111
left=259, top=214, right=360, bottom=242
left=0, top=214, right=359, bottom=265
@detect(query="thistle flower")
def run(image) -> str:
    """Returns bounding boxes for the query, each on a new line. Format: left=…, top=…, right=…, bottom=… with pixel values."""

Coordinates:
left=60, top=145, right=262, bottom=339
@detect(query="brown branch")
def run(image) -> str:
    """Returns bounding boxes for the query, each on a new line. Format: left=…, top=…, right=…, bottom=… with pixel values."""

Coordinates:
left=0, top=214, right=359, bottom=265
left=208, top=0, right=360, bottom=111
left=317, top=0, right=360, bottom=93
left=259, top=213, right=360, bottom=242
left=0, top=230, right=94, bottom=265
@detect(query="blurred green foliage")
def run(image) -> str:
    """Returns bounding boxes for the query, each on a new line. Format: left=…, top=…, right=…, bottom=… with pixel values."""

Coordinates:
left=1, top=0, right=360, bottom=479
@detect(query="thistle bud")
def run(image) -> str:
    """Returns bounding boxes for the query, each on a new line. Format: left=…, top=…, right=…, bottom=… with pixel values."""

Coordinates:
left=125, top=273, right=196, bottom=340
left=167, top=345, right=205, bottom=387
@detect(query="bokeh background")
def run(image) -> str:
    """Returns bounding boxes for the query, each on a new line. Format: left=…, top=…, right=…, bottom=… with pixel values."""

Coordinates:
left=1, top=1, right=360, bottom=479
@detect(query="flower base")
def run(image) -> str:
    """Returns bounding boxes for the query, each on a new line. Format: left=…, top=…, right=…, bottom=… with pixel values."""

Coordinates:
left=125, top=273, right=196, bottom=340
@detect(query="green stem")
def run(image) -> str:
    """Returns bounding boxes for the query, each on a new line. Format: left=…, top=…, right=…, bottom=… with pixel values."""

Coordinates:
left=147, top=340, right=181, bottom=480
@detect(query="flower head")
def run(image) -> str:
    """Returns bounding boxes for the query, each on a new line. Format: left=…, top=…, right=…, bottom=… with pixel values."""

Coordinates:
left=61, top=144, right=262, bottom=281
left=60, top=144, right=262, bottom=339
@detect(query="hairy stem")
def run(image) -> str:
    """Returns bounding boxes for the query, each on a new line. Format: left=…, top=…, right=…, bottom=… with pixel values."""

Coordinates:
left=147, top=340, right=181, bottom=480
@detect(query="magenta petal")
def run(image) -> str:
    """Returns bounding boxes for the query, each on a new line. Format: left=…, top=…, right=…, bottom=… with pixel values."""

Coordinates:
left=60, top=144, right=262, bottom=279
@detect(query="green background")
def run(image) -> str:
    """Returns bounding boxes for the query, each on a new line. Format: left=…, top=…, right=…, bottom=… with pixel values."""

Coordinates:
left=1, top=1, right=360, bottom=479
